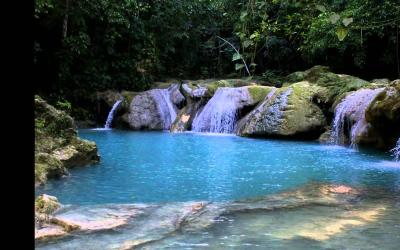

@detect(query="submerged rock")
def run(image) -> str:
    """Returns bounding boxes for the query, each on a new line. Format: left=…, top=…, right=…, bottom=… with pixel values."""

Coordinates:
left=37, top=182, right=394, bottom=249
left=35, top=203, right=143, bottom=242
left=35, top=96, right=100, bottom=185
left=237, top=81, right=326, bottom=138
left=35, top=224, right=67, bottom=241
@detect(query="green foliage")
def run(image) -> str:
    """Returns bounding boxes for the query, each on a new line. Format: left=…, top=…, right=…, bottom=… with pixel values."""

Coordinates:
left=35, top=0, right=400, bottom=119
left=35, top=118, right=46, bottom=129
left=56, top=99, right=72, bottom=113
left=260, top=70, right=284, bottom=84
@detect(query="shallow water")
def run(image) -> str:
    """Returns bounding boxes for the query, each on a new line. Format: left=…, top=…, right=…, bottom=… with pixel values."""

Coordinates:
left=36, top=130, right=400, bottom=205
left=35, top=130, right=400, bottom=249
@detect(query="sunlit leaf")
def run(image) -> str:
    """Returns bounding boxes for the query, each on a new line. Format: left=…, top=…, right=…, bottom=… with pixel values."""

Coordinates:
left=330, top=13, right=340, bottom=24
left=336, top=27, right=348, bottom=41
left=240, top=11, right=248, bottom=21
left=316, top=5, right=326, bottom=12
left=243, top=40, right=253, bottom=48
left=250, top=32, right=259, bottom=40
left=232, top=53, right=241, bottom=61
left=235, top=63, right=244, bottom=70
left=342, top=17, right=353, bottom=27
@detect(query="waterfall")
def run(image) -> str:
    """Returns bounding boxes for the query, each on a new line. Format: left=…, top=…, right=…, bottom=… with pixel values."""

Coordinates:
left=330, top=88, right=384, bottom=147
left=192, top=87, right=250, bottom=133
left=150, top=89, right=177, bottom=130
left=391, top=138, right=400, bottom=161
left=104, top=100, right=123, bottom=129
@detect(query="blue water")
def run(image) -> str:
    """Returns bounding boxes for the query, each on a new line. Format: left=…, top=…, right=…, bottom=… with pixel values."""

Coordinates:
left=36, top=130, right=400, bottom=205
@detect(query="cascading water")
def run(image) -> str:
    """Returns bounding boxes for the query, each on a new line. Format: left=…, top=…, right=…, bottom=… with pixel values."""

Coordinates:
left=330, top=88, right=384, bottom=147
left=391, top=138, right=400, bottom=161
left=150, top=89, right=177, bottom=130
left=192, top=87, right=251, bottom=133
left=104, top=100, right=122, bottom=129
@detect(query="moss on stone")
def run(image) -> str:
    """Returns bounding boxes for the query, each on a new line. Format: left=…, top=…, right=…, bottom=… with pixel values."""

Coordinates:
left=285, top=66, right=371, bottom=105
left=247, top=86, right=274, bottom=103
left=35, top=96, right=99, bottom=185
left=35, top=194, right=60, bottom=215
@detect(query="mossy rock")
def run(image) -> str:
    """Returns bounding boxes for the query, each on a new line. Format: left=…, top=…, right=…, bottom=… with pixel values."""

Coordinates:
left=365, top=80, right=400, bottom=148
left=35, top=96, right=100, bottom=185
left=35, top=194, right=60, bottom=215
left=237, top=81, right=326, bottom=138
left=35, top=153, right=66, bottom=184
left=35, top=95, right=76, bottom=139
left=184, top=79, right=258, bottom=98
left=285, top=66, right=371, bottom=105
left=247, top=86, right=274, bottom=103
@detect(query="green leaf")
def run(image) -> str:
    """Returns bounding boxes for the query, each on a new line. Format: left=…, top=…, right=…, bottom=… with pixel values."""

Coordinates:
left=232, top=53, right=241, bottom=61
left=235, top=63, right=244, bottom=70
left=315, top=5, right=326, bottom=12
left=336, top=27, right=349, bottom=41
left=240, top=11, right=248, bottom=21
left=250, top=63, right=257, bottom=67
left=342, top=17, right=353, bottom=27
left=330, top=13, right=340, bottom=24
left=243, top=40, right=253, bottom=48
left=250, top=32, right=259, bottom=40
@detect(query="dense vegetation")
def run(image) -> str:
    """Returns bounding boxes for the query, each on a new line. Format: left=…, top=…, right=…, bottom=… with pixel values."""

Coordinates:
left=34, top=0, right=400, bottom=120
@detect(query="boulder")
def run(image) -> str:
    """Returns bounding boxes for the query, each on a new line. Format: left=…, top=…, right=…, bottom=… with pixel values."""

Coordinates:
left=170, top=101, right=205, bottom=132
left=286, top=65, right=371, bottom=106
left=125, top=88, right=178, bottom=130
left=35, top=194, right=61, bottom=234
left=365, top=80, right=400, bottom=149
left=168, top=83, right=185, bottom=107
left=125, top=91, right=163, bottom=130
left=35, top=96, right=100, bottom=185
left=35, top=194, right=61, bottom=215
left=237, top=81, right=326, bottom=138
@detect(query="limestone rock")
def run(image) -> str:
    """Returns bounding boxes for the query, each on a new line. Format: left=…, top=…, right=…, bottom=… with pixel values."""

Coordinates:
left=286, top=65, right=370, bottom=106
left=35, top=95, right=100, bottom=185
left=126, top=88, right=177, bottom=130
left=365, top=80, right=400, bottom=149
left=168, top=83, right=185, bottom=107
left=237, top=81, right=326, bottom=138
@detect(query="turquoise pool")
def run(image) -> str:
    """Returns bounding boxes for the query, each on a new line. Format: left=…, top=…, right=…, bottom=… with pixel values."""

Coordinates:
left=36, top=129, right=400, bottom=205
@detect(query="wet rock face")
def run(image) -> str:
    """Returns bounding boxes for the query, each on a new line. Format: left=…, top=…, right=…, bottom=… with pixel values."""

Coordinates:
left=35, top=96, right=100, bottom=185
left=126, top=91, right=163, bottom=130
left=170, top=100, right=205, bottom=132
left=168, top=83, right=185, bottom=108
left=126, top=88, right=178, bottom=130
left=191, top=86, right=263, bottom=133
left=365, top=80, right=400, bottom=148
left=330, top=88, right=385, bottom=147
left=237, top=82, right=326, bottom=138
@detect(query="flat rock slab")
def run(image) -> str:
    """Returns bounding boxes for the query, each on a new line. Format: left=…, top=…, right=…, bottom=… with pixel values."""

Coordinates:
left=35, top=224, right=67, bottom=241
left=53, top=205, right=141, bottom=232
left=36, top=205, right=143, bottom=242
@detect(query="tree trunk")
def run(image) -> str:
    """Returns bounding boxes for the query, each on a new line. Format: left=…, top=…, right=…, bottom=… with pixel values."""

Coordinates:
left=62, top=0, right=70, bottom=39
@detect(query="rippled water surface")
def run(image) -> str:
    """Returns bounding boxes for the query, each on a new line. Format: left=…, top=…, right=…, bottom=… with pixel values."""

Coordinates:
left=36, top=130, right=400, bottom=204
